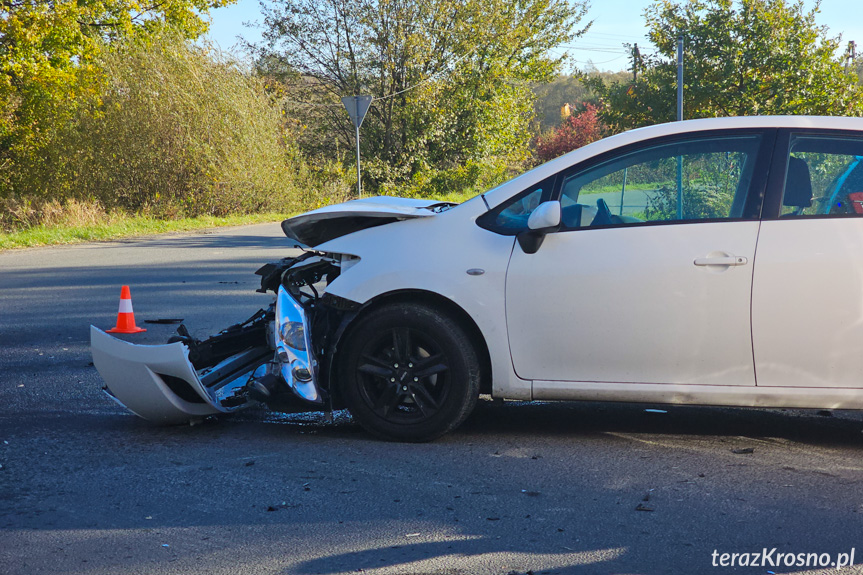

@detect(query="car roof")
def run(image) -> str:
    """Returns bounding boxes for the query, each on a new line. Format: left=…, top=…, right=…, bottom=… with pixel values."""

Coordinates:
left=481, top=115, right=863, bottom=209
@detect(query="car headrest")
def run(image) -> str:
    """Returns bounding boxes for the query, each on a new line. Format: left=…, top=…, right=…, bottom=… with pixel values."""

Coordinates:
left=784, top=156, right=813, bottom=208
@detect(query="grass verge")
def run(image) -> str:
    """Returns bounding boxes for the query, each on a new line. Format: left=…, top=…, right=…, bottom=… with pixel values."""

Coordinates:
left=0, top=213, right=291, bottom=251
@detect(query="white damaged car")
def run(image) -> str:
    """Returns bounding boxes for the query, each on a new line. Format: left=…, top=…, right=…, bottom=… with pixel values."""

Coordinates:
left=92, top=115, right=863, bottom=441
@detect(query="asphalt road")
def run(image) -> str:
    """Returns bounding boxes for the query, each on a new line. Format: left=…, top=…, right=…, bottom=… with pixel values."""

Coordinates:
left=3, top=224, right=863, bottom=575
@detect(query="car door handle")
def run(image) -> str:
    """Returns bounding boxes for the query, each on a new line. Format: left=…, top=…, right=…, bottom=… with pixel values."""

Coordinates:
left=693, top=256, right=748, bottom=266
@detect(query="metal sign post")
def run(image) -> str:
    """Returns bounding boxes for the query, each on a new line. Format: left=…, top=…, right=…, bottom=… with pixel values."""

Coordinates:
left=341, top=95, right=373, bottom=197
left=676, top=35, right=684, bottom=219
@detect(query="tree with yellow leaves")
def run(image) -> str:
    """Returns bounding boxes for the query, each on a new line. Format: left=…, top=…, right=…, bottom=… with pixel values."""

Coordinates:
left=0, top=0, right=234, bottom=195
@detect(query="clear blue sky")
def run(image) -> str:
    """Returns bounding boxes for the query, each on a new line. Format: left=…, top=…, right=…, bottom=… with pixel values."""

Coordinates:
left=204, top=0, right=863, bottom=72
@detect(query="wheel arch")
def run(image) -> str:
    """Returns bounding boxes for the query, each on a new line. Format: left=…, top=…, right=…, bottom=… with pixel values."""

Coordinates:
left=330, top=289, right=493, bottom=400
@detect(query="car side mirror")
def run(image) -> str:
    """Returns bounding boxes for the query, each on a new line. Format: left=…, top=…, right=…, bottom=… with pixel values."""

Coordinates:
left=527, top=201, right=561, bottom=231
left=518, top=201, right=561, bottom=254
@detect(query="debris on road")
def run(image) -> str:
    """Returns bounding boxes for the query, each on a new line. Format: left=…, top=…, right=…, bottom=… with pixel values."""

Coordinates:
left=731, top=447, right=755, bottom=454
left=144, top=319, right=184, bottom=324
left=266, top=501, right=295, bottom=512
left=644, top=409, right=667, bottom=413
left=635, top=503, right=655, bottom=512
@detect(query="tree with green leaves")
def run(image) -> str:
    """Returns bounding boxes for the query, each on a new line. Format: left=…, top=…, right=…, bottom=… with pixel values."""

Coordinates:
left=256, top=0, right=590, bottom=196
left=0, top=0, right=234, bottom=195
left=590, top=0, right=863, bottom=132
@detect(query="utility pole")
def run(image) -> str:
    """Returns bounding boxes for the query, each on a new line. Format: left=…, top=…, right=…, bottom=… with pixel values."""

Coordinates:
left=676, top=34, right=684, bottom=219
left=676, top=35, right=684, bottom=122
left=341, top=95, right=373, bottom=198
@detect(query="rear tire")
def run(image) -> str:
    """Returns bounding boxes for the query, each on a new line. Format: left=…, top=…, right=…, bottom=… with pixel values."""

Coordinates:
left=338, top=302, right=480, bottom=442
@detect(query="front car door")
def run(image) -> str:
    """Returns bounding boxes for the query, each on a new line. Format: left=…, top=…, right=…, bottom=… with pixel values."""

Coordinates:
left=752, top=130, right=863, bottom=388
left=502, top=130, right=774, bottom=387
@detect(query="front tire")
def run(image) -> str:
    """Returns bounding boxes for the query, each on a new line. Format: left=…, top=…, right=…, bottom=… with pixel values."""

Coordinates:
left=338, top=302, right=480, bottom=442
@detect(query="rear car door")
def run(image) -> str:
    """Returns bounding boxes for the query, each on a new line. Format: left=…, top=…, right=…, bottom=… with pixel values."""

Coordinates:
left=752, top=130, right=863, bottom=388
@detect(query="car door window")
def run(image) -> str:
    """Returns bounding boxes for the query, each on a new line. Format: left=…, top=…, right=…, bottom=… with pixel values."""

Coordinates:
left=559, top=135, right=763, bottom=229
left=477, top=175, right=556, bottom=234
left=780, top=136, right=863, bottom=217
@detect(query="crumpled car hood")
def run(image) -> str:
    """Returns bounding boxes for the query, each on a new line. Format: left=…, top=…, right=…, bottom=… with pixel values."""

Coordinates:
left=282, top=196, right=456, bottom=247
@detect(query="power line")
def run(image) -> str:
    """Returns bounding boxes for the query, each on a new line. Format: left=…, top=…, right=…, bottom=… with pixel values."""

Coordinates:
left=582, top=31, right=648, bottom=39
left=567, top=54, right=629, bottom=65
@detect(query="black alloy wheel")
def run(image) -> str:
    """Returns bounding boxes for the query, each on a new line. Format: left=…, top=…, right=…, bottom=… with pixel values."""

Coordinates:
left=339, top=302, right=480, bottom=442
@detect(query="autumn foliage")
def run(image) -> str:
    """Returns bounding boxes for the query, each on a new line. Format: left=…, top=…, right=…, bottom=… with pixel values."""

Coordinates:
left=534, top=103, right=606, bottom=163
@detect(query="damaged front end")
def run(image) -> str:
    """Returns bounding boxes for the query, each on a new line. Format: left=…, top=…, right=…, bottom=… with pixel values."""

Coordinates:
left=91, top=252, right=356, bottom=424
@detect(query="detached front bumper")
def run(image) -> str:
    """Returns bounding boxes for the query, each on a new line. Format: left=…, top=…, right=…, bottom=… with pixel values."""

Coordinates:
left=91, top=326, right=224, bottom=424
left=90, top=286, right=323, bottom=424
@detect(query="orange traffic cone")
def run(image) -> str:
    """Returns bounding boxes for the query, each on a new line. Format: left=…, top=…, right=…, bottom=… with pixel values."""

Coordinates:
left=106, top=285, right=146, bottom=334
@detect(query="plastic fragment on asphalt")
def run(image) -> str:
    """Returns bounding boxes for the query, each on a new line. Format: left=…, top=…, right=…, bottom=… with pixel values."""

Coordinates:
left=644, top=409, right=667, bottom=413
left=405, top=533, right=421, bottom=537
left=161, top=544, right=170, bottom=548
left=635, top=503, right=654, bottom=512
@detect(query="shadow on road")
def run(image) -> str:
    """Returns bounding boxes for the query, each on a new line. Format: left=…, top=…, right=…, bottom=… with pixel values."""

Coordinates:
left=461, top=399, right=863, bottom=448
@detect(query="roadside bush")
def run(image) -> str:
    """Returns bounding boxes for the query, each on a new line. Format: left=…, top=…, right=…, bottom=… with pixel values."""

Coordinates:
left=46, top=30, right=305, bottom=218
left=377, top=157, right=514, bottom=199
left=534, top=103, right=606, bottom=163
